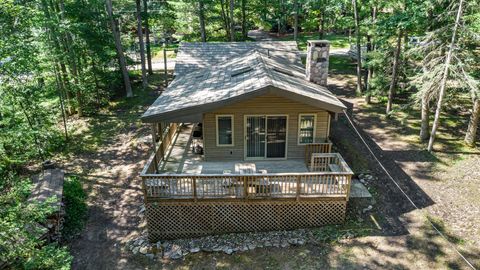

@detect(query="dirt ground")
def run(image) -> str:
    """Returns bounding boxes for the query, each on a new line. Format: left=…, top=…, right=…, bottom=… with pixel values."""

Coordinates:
left=64, top=58, right=480, bottom=269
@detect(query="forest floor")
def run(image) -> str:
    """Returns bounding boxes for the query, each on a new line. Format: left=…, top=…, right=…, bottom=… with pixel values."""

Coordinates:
left=63, top=51, right=480, bottom=269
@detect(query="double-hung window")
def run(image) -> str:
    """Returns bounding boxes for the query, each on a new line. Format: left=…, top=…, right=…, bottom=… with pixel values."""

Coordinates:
left=298, top=114, right=316, bottom=144
left=216, top=115, right=234, bottom=146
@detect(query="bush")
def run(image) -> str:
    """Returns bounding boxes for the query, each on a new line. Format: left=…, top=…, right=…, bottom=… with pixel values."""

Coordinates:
left=61, top=175, right=88, bottom=241
left=0, top=176, right=72, bottom=269
left=24, top=244, right=72, bottom=270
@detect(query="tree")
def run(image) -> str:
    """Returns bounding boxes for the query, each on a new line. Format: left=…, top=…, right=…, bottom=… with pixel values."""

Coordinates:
left=241, top=0, right=247, bottom=40
left=143, top=0, right=153, bottom=75
left=106, top=0, right=133, bottom=98
left=352, top=0, right=362, bottom=95
left=198, top=0, right=207, bottom=42
left=136, top=0, right=148, bottom=89
left=229, top=0, right=235, bottom=41
left=386, top=30, right=403, bottom=114
left=293, top=0, right=299, bottom=41
left=427, top=0, right=464, bottom=152
left=465, top=98, right=480, bottom=146
left=365, top=6, right=376, bottom=104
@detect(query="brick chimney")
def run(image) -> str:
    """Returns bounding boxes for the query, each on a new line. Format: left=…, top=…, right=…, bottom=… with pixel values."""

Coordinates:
left=306, top=40, right=330, bottom=86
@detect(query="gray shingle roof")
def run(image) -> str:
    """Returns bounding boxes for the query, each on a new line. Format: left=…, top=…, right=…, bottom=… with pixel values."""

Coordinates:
left=142, top=50, right=346, bottom=123
left=174, top=41, right=302, bottom=76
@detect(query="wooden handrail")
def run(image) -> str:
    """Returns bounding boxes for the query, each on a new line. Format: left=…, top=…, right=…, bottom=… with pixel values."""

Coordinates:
left=142, top=167, right=353, bottom=202
left=141, top=122, right=180, bottom=175
left=304, top=142, right=333, bottom=166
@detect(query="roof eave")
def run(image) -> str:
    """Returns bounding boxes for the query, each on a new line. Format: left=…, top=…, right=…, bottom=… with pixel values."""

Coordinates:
left=141, top=85, right=346, bottom=123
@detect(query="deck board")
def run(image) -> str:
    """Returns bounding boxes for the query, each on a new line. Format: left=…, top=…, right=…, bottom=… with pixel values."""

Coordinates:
left=160, top=124, right=310, bottom=174
left=28, top=169, right=64, bottom=210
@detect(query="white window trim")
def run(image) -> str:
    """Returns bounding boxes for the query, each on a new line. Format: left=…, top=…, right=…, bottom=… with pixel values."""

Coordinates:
left=298, top=113, right=317, bottom=145
left=216, top=115, right=234, bottom=147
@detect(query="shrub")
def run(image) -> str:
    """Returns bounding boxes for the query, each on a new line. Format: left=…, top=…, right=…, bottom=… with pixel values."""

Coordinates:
left=62, top=175, right=88, bottom=241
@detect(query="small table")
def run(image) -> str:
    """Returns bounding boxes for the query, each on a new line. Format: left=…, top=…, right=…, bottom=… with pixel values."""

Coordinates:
left=234, top=163, right=257, bottom=174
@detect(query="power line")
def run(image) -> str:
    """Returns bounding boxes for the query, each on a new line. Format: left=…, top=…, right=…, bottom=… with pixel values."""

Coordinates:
left=342, top=109, right=477, bottom=270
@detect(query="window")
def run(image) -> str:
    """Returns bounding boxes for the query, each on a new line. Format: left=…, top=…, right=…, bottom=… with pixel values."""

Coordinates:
left=216, top=115, right=234, bottom=146
left=298, top=114, right=316, bottom=144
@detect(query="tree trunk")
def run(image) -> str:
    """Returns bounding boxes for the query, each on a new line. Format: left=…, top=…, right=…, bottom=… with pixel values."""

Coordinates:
left=59, top=63, right=73, bottom=114
left=229, top=0, right=235, bottom=41
left=57, top=0, right=82, bottom=115
left=293, top=0, right=298, bottom=41
left=199, top=0, right=207, bottom=42
left=365, top=6, right=376, bottom=104
left=420, top=94, right=430, bottom=141
left=220, top=0, right=231, bottom=39
left=241, top=0, right=247, bottom=40
left=464, top=98, right=480, bottom=146
left=427, top=0, right=464, bottom=152
left=386, top=31, right=403, bottom=114
left=352, top=0, right=362, bottom=95
left=136, top=0, right=148, bottom=89
left=106, top=0, right=133, bottom=97
left=318, top=8, right=324, bottom=39
left=53, top=63, right=68, bottom=140
left=143, top=0, right=153, bottom=75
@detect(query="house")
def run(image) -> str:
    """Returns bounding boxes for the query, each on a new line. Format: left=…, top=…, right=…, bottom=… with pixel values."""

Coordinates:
left=140, top=41, right=354, bottom=241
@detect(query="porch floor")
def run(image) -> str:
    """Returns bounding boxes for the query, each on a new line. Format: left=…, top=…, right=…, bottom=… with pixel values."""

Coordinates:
left=159, top=124, right=310, bottom=174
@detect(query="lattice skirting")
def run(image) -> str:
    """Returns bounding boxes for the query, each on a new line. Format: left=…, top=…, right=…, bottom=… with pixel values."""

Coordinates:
left=146, top=200, right=347, bottom=241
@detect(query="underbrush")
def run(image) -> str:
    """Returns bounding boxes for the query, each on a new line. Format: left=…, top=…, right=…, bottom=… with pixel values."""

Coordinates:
left=61, top=175, right=88, bottom=242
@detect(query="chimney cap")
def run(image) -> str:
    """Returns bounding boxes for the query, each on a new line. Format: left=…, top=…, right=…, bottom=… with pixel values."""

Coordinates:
left=307, top=40, right=330, bottom=47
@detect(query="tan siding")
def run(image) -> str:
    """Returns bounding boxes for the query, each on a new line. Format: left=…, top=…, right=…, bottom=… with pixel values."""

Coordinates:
left=203, top=93, right=330, bottom=161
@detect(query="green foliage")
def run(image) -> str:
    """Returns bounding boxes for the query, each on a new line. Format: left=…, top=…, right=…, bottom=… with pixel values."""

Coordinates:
left=0, top=175, right=72, bottom=269
left=62, top=175, right=88, bottom=241
left=24, top=244, right=72, bottom=270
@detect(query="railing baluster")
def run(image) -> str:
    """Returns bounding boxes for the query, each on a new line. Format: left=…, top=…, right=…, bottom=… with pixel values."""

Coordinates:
left=193, top=176, right=197, bottom=201
left=141, top=153, right=354, bottom=202
left=296, top=175, right=301, bottom=201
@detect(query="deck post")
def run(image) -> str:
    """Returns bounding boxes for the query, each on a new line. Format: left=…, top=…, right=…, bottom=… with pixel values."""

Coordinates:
left=141, top=176, right=148, bottom=203
left=346, top=175, right=351, bottom=201
left=243, top=176, right=248, bottom=200
left=192, top=176, right=197, bottom=201
left=150, top=124, right=158, bottom=173
left=296, top=175, right=301, bottom=201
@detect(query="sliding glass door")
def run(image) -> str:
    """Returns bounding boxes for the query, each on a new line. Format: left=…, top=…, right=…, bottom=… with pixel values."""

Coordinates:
left=245, top=115, right=287, bottom=159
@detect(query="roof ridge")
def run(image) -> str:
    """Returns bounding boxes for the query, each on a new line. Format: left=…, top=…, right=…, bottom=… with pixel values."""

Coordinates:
left=256, top=52, right=275, bottom=86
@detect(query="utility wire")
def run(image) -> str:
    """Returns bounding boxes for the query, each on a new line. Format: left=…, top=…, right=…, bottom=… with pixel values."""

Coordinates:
left=342, top=109, right=477, bottom=270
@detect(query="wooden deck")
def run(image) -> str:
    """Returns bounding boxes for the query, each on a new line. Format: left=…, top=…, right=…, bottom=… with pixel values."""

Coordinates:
left=141, top=123, right=354, bottom=240
left=141, top=123, right=353, bottom=202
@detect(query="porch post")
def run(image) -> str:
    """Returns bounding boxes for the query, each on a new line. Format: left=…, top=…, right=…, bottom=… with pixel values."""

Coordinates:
left=151, top=123, right=159, bottom=173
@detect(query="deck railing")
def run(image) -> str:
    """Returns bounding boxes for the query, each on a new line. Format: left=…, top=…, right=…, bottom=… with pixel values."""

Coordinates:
left=304, top=142, right=333, bottom=166
left=309, top=153, right=350, bottom=172
left=143, top=122, right=179, bottom=174
left=141, top=153, right=353, bottom=202
left=142, top=172, right=352, bottom=201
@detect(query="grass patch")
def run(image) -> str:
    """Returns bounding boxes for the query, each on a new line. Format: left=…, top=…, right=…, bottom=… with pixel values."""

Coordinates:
left=330, top=55, right=356, bottom=75
left=426, top=215, right=465, bottom=245
left=62, top=175, right=87, bottom=241
left=276, top=32, right=350, bottom=50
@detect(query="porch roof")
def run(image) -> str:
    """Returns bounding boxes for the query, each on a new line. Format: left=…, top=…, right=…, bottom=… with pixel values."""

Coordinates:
left=141, top=51, right=346, bottom=123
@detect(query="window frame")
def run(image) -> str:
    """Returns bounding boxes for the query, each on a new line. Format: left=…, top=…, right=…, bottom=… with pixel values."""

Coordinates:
left=297, top=113, right=317, bottom=145
left=216, top=114, right=234, bottom=147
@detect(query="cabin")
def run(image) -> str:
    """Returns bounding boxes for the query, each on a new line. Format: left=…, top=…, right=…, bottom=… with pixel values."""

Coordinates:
left=140, top=41, right=354, bottom=241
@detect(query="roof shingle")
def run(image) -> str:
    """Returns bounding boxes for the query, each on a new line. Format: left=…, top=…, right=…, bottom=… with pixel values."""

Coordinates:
left=142, top=50, right=345, bottom=122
